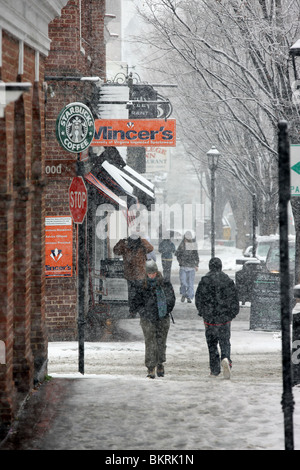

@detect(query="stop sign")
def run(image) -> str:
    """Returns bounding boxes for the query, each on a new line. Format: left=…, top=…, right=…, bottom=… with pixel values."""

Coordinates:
left=69, top=176, right=88, bottom=223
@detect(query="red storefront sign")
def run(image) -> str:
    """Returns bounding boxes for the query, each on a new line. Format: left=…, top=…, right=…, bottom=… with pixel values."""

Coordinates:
left=45, top=216, right=73, bottom=277
left=91, top=119, right=176, bottom=147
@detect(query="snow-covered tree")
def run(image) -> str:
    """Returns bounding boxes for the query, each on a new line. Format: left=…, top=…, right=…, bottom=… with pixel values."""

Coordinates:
left=132, top=0, right=300, bottom=250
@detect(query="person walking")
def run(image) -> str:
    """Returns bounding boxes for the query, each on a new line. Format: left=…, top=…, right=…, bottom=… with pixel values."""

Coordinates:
left=137, top=260, right=176, bottom=378
left=113, top=233, right=154, bottom=317
left=158, top=237, right=176, bottom=281
left=195, top=257, right=240, bottom=379
left=175, top=231, right=199, bottom=303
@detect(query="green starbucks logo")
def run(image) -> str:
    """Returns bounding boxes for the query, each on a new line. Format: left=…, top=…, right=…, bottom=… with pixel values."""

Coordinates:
left=56, top=102, right=95, bottom=153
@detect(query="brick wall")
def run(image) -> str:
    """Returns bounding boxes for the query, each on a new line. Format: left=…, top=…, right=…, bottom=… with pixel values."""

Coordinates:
left=0, top=30, right=47, bottom=437
left=45, top=0, right=106, bottom=340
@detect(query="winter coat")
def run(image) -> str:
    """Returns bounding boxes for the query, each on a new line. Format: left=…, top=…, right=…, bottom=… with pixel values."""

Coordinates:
left=175, top=239, right=199, bottom=268
left=158, top=239, right=176, bottom=260
left=195, top=271, right=239, bottom=324
left=113, top=237, right=154, bottom=280
left=138, top=273, right=176, bottom=323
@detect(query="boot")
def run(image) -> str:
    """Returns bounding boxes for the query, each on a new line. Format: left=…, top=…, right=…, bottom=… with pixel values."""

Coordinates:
left=147, top=368, right=155, bottom=379
left=157, top=364, right=164, bottom=377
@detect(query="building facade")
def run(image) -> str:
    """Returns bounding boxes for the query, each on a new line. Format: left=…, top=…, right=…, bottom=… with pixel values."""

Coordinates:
left=0, top=0, right=69, bottom=439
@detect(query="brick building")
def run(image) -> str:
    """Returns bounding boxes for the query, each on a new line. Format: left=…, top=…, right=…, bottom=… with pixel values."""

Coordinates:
left=0, top=0, right=155, bottom=438
left=44, top=0, right=107, bottom=340
left=44, top=0, right=155, bottom=341
left=0, top=0, right=69, bottom=439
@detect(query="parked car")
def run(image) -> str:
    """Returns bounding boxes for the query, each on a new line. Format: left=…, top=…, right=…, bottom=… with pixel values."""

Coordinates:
left=236, top=237, right=295, bottom=304
left=265, top=239, right=295, bottom=276
left=236, top=234, right=280, bottom=269
left=255, top=234, right=280, bottom=262
left=235, top=259, right=264, bottom=304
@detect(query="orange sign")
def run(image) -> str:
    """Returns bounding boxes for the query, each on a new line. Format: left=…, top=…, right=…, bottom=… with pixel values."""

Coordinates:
left=91, top=119, right=176, bottom=147
left=45, top=216, right=73, bottom=277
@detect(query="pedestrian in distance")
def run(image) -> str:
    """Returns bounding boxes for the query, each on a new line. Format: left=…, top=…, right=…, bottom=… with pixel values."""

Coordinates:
left=195, top=257, right=240, bottom=379
left=175, top=230, right=199, bottom=303
left=137, top=260, right=176, bottom=379
left=158, top=236, right=176, bottom=281
left=113, top=233, right=154, bottom=317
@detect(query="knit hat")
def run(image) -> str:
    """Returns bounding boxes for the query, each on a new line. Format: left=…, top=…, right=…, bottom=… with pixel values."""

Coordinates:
left=184, top=231, right=193, bottom=240
left=146, top=260, right=159, bottom=274
left=209, top=257, right=222, bottom=272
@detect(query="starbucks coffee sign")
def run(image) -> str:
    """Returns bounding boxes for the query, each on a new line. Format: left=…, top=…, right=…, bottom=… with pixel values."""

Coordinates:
left=56, top=102, right=95, bottom=153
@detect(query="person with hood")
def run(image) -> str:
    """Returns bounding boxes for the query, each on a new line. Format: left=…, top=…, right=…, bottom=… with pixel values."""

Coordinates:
left=113, top=233, right=154, bottom=316
left=195, top=257, right=239, bottom=379
left=137, top=260, right=176, bottom=379
left=158, top=236, right=176, bottom=281
left=175, top=231, right=199, bottom=303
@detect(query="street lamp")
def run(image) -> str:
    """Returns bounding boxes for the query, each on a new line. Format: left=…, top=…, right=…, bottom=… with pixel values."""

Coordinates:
left=207, top=145, right=221, bottom=258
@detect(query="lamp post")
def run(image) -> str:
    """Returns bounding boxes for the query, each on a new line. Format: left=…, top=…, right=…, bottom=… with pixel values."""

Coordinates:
left=207, top=146, right=221, bottom=258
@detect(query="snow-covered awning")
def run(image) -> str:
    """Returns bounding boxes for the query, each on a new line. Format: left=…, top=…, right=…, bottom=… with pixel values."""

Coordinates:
left=84, top=172, right=127, bottom=210
left=102, top=161, right=155, bottom=210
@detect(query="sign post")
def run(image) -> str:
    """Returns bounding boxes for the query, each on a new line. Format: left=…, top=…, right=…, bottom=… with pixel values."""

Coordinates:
left=278, top=120, right=294, bottom=450
left=56, top=101, right=94, bottom=376
left=69, top=175, right=88, bottom=375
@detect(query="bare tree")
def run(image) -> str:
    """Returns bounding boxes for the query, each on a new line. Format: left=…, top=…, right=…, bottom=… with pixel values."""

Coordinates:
left=132, top=0, right=300, bottom=245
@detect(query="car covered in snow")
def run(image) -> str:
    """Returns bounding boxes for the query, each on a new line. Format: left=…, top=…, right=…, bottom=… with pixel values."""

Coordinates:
left=235, top=236, right=295, bottom=304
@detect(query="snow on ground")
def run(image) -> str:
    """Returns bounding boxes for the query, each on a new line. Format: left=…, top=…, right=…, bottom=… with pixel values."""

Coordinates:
left=47, top=244, right=300, bottom=450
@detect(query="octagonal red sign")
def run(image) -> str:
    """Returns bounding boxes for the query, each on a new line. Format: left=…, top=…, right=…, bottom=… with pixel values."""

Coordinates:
left=69, top=176, right=88, bottom=224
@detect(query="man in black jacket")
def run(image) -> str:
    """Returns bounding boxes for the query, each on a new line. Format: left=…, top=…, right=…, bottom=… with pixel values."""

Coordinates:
left=195, top=257, right=239, bottom=379
left=138, top=260, right=176, bottom=378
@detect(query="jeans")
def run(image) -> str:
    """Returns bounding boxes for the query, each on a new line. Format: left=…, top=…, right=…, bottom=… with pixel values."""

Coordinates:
left=140, top=316, right=170, bottom=369
left=161, top=259, right=172, bottom=281
left=205, top=322, right=232, bottom=375
left=179, top=267, right=195, bottom=299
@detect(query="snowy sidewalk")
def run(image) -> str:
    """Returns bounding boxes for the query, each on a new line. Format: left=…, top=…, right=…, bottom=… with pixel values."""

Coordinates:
left=2, top=305, right=300, bottom=450
left=40, top=312, right=300, bottom=451
left=2, top=245, right=300, bottom=451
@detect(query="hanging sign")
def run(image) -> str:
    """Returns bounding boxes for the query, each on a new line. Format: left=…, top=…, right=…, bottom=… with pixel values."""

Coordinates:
left=56, top=102, right=95, bottom=153
left=45, top=216, right=73, bottom=277
left=91, top=119, right=176, bottom=147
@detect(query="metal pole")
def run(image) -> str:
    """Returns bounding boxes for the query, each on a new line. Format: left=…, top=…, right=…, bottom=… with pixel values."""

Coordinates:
left=77, top=219, right=85, bottom=375
left=278, top=120, right=294, bottom=450
left=252, top=194, right=257, bottom=258
left=76, top=156, right=85, bottom=375
left=211, top=166, right=215, bottom=258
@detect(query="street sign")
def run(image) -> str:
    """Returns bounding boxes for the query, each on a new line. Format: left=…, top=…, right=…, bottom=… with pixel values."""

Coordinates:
left=290, top=144, right=300, bottom=196
left=69, top=176, right=87, bottom=223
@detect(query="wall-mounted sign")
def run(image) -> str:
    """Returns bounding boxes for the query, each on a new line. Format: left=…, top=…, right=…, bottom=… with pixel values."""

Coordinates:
left=56, top=102, right=95, bottom=154
left=91, top=119, right=176, bottom=147
left=146, top=147, right=170, bottom=173
left=45, top=216, right=73, bottom=277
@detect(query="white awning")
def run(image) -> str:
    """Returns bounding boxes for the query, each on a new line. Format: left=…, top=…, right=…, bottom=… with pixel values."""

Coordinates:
left=123, top=164, right=155, bottom=192
left=102, top=161, right=155, bottom=200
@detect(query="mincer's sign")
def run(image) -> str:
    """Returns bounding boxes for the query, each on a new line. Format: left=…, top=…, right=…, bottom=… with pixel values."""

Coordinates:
left=91, top=119, right=176, bottom=147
